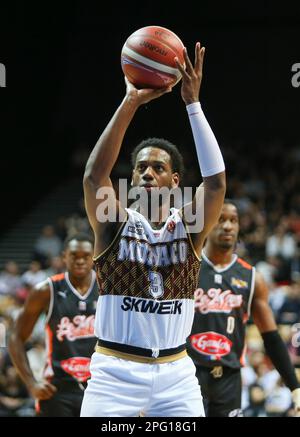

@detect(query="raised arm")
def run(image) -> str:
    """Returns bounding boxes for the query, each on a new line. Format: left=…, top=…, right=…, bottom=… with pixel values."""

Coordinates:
left=251, top=271, right=300, bottom=413
left=175, top=43, right=226, bottom=254
left=8, top=281, right=57, bottom=401
left=83, top=79, right=172, bottom=255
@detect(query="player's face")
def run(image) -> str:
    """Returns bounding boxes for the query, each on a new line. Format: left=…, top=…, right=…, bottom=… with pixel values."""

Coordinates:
left=131, top=147, right=179, bottom=191
left=63, top=240, right=94, bottom=278
left=209, top=204, right=239, bottom=249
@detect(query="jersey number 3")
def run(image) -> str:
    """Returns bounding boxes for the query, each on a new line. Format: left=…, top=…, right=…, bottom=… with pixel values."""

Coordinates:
left=148, top=271, right=164, bottom=299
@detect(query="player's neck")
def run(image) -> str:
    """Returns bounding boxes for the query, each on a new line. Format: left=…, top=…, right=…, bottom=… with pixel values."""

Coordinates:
left=134, top=202, right=170, bottom=229
left=203, top=244, right=235, bottom=268
left=68, top=271, right=92, bottom=295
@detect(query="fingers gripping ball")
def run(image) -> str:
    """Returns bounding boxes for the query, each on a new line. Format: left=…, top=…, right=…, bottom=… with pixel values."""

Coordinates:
left=121, top=26, right=185, bottom=89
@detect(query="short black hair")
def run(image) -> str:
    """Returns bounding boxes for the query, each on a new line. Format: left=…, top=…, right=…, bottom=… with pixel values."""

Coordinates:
left=131, top=137, right=185, bottom=180
left=63, top=233, right=94, bottom=250
left=223, top=198, right=239, bottom=215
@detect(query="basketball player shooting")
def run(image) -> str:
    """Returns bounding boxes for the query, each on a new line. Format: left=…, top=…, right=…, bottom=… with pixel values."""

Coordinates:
left=80, top=42, right=226, bottom=417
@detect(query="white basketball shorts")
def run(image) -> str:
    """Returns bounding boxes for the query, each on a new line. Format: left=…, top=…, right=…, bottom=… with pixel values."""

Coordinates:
left=80, top=351, right=205, bottom=417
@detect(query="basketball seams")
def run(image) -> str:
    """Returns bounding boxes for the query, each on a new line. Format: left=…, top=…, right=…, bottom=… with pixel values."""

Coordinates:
left=122, top=46, right=180, bottom=78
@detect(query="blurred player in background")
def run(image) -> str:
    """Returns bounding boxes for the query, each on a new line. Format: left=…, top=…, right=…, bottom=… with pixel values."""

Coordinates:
left=80, top=42, right=226, bottom=417
left=187, top=200, right=300, bottom=416
left=9, top=234, right=98, bottom=417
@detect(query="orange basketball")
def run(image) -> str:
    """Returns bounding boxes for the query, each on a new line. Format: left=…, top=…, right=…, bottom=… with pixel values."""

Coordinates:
left=121, top=26, right=185, bottom=89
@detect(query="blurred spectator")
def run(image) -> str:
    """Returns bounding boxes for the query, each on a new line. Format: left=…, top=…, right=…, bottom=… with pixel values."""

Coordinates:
left=0, top=261, right=22, bottom=297
left=21, top=261, right=47, bottom=289
left=33, top=225, right=62, bottom=267
left=244, top=383, right=267, bottom=417
left=241, top=364, right=257, bottom=411
left=291, top=247, right=300, bottom=282
left=276, top=281, right=300, bottom=325
left=44, top=256, right=64, bottom=277
left=268, top=285, right=288, bottom=319
left=65, top=213, right=91, bottom=237
left=266, top=223, right=297, bottom=260
left=264, top=378, right=292, bottom=417
left=0, top=351, right=34, bottom=417
left=256, top=256, right=278, bottom=288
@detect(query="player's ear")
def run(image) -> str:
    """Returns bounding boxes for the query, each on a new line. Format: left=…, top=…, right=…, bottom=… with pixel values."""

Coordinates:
left=172, top=172, right=179, bottom=188
left=130, top=169, right=135, bottom=186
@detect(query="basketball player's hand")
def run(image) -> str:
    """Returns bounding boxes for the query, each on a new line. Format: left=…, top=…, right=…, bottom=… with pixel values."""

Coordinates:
left=175, top=42, right=205, bottom=105
left=29, top=381, right=57, bottom=400
left=292, top=388, right=300, bottom=416
left=124, top=76, right=172, bottom=106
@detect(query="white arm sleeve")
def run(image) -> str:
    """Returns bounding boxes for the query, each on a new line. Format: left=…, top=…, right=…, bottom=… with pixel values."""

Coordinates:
left=186, top=102, right=225, bottom=177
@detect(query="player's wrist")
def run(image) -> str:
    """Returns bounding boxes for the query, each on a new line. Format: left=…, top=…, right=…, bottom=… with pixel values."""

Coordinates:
left=122, top=94, right=140, bottom=111
left=186, top=101, right=201, bottom=113
left=26, top=377, right=39, bottom=390
left=185, top=99, right=200, bottom=107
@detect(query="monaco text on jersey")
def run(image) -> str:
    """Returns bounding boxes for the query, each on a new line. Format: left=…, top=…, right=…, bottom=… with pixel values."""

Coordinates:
left=118, top=238, right=188, bottom=266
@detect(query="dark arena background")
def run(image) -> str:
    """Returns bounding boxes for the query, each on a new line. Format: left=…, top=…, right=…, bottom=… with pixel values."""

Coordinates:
left=1, top=0, right=300, bottom=426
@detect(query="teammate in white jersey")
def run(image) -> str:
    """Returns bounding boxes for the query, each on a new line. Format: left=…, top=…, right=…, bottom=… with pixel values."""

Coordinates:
left=81, top=42, right=226, bottom=417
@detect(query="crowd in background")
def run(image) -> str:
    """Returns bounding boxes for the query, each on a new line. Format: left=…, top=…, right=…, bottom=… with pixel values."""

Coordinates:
left=1, top=140, right=300, bottom=416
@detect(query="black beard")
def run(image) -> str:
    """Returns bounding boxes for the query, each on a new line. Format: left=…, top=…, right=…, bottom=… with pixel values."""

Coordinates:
left=218, top=241, right=235, bottom=250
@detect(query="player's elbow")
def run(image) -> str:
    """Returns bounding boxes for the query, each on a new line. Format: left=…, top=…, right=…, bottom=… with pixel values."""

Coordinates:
left=8, top=321, right=27, bottom=350
left=83, top=158, right=108, bottom=188
left=83, top=166, right=98, bottom=189
left=203, top=171, right=226, bottom=194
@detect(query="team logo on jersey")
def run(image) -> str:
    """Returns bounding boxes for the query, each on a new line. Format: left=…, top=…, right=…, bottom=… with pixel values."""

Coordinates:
left=128, top=225, right=144, bottom=236
left=128, top=220, right=145, bottom=236
left=194, top=288, right=243, bottom=314
left=56, top=315, right=95, bottom=342
left=231, top=277, right=248, bottom=288
left=167, top=220, right=176, bottom=233
left=190, top=332, right=232, bottom=359
left=60, top=357, right=91, bottom=382
left=78, top=301, right=87, bottom=311
left=214, top=274, right=222, bottom=284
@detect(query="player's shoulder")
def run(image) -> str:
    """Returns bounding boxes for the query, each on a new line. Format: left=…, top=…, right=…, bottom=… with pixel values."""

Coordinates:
left=32, top=278, right=51, bottom=295
left=49, top=272, right=66, bottom=283
left=236, top=257, right=253, bottom=271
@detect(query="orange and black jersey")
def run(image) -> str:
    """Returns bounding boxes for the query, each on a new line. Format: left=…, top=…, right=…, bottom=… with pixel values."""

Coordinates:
left=44, top=271, right=98, bottom=383
left=187, top=253, right=255, bottom=369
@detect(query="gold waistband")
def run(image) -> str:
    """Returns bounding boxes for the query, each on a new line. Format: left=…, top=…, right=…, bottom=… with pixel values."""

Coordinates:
left=95, top=345, right=187, bottom=364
